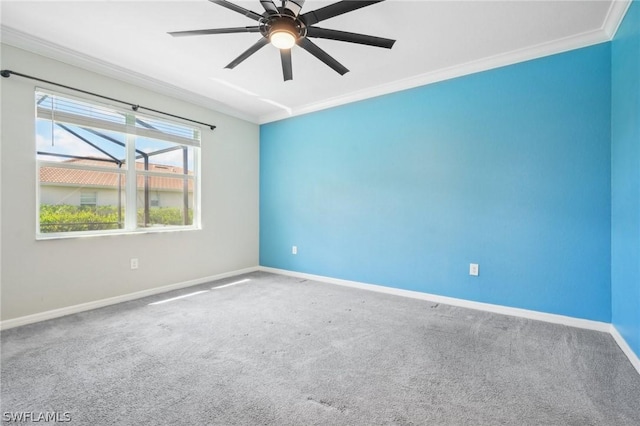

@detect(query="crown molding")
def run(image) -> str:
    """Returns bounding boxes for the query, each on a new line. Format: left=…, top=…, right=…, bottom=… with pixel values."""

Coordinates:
left=2, top=0, right=631, bottom=126
left=259, top=0, right=632, bottom=124
left=0, top=25, right=259, bottom=124
left=602, top=0, right=632, bottom=39
left=259, top=27, right=610, bottom=123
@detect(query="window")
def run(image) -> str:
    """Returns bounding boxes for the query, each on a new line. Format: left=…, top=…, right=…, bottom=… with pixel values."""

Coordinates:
left=80, top=191, right=97, bottom=207
left=150, top=192, right=160, bottom=207
left=36, top=89, right=201, bottom=237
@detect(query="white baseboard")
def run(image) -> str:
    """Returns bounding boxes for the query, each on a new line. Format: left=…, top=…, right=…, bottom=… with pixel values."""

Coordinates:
left=3, top=265, right=638, bottom=376
left=610, top=325, right=640, bottom=375
left=261, top=267, right=640, bottom=375
left=0, top=266, right=259, bottom=330
left=260, top=266, right=611, bottom=333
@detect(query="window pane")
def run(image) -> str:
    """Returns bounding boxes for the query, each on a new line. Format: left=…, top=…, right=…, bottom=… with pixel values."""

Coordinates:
left=36, top=89, right=200, bottom=238
left=135, top=114, right=200, bottom=144
left=36, top=118, right=126, bottom=166
left=36, top=91, right=127, bottom=134
left=137, top=175, right=193, bottom=228
left=39, top=166, right=126, bottom=233
left=135, top=137, right=195, bottom=175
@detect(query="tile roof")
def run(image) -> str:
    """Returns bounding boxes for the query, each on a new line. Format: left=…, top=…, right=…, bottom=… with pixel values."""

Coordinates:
left=40, top=159, right=194, bottom=191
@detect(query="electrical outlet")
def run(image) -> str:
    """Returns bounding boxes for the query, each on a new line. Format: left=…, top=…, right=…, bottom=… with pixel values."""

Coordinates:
left=469, top=263, right=479, bottom=276
left=130, top=258, right=139, bottom=270
left=292, top=246, right=298, bottom=255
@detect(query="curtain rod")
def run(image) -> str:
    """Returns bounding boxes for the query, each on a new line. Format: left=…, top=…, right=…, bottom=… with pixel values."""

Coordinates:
left=1, top=69, right=216, bottom=130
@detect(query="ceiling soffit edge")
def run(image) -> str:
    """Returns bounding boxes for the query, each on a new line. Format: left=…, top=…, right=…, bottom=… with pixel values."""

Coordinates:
left=602, top=0, right=632, bottom=38
left=258, top=25, right=612, bottom=124
left=0, top=0, right=630, bottom=126
left=0, top=25, right=258, bottom=124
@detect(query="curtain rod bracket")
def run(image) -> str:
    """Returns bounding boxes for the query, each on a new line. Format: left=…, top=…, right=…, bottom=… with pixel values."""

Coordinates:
left=0, top=69, right=217, bottom=131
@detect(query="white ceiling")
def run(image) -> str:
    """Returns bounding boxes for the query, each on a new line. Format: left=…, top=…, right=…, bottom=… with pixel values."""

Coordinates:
left=0, top=1, right=629, bottom=123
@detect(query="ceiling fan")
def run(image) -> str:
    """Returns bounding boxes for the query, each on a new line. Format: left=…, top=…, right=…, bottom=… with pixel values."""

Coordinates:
left=169, top=0, right=395, bottom=81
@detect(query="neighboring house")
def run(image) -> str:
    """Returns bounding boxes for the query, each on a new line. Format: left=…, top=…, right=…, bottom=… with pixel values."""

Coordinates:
left=39, top=159, right=194, bottom=209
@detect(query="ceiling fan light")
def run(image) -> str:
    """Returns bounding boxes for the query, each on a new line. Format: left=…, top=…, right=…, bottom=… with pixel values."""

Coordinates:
left=270, top=30, right=296, bottom=49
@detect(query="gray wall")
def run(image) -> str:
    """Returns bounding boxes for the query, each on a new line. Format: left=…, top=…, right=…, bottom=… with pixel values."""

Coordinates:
left=1, top=45, right=260, bottom=321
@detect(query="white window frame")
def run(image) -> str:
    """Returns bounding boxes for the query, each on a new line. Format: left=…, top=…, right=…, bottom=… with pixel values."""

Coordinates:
left=35, top=88, right=202, bottom=240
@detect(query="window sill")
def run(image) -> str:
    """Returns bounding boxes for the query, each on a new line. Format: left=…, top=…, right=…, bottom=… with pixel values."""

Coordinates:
left=35, top=226, right=201, bottom=241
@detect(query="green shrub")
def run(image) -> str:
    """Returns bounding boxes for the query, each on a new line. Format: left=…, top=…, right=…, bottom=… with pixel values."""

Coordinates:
left=39, top=205, right=121, bottom=233
left=39, top=204, right=191, bottom=233
left=139, top=207, right=191, bottom=226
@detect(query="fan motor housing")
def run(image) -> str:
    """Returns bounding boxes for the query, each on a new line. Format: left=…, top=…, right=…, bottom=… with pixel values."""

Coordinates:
left=261, top=15, right=306, bottom=42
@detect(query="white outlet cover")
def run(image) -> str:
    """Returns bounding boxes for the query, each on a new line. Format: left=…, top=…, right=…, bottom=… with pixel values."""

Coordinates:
left=469, top=263, right=479, bottom=276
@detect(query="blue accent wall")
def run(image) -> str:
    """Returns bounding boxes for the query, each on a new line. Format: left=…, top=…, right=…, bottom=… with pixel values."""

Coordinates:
left=612, top=0, right=640, bottom=357
left=260, top=43, right=612, bottom=322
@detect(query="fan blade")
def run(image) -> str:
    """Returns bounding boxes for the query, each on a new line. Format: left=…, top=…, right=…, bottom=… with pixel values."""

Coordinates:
left=208, top=0, right=263, bottom=21
left=225, top=38, right=270, bottom=69
left=260, top=0, right=279, bottom=14
left=306, top=27, right=395, bottom=49
left=298, top=38, right=348, bottom=75
left=301, top=0, right=384, bottom=26
left=169, top=26, right=261, bottom=37
left=280, top=49, right=293, bottom=81
left=283, top=0, right=305, bottom=17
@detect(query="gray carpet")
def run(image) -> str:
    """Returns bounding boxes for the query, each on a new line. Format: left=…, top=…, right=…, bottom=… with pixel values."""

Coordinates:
left=1, top=271, right=639, bottom=425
